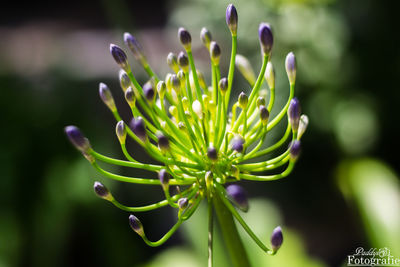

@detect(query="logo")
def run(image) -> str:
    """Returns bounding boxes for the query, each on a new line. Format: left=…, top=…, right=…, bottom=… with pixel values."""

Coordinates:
left=348, top=247, right=400, bottom=266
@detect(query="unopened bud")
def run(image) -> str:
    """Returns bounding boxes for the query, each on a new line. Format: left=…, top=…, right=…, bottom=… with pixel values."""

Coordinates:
left=167, top=52, right=179, bottom=73
left=258, top=23, right=273, bottom=55
left=125, top=87, right=135, bottom=107
left=143, top=82, right=155, bottom=103
left=226, top=4, right=238, bottom=35
left=210, top=41, right=221, bottom=65
left=170, top=74, right=181, bottom=94
left=207, top=146, right=218, bottom=161
left=124, top=32, right=144, bottom=62
left=270, top=226, right=283, bottom=252
left=285, top=52, right=296, bottom=85
left=119, top=70, right=131, bottom=92
left=219, top=77, right=228, bottom=95
left=94, top=181, right=113, bottom=201
left=226, top=184, right=249, bottom=212
left=200, top=27, right=212, bottom=48
left=178, top=27, right=192, bottom=50
left=231, top=135, right=245, bottom=153
left=298, top=114, right=309, bottom=139
left=257, top=96, right=266, bottom=107
left=130, top=117, right=147, bottom=142
left=99, top=83, right=116, bottom=111
left=288, top=97, right=301, bottom=132
left=116, top=120, right=127, bottom=144
left=192, top=100, right=203, bottom=119
left=289, top=140, right=301, bottom=161
left=157, top=81, right=166, bottom=99
left=157, top=133, right=170, bottom=151
left=65, top=125, right=91, bottom=152
left=129, top=214, right=144, bottom=237
left=238, top=92, right=248, bottom=109
left=169, top=105, right=178, bottom=119
left=110, top=44, right=130, bottom=72
left=158, top=169, right=170, bottom=186
left=265, top=61, right=275, bottom=89
left=178, top=198, right=189, bottom=210
left=177, top=52, right=189, bottom=73
left=259, top=105, right=269, bottom=125
left=235, top=54, right=256, bottom=85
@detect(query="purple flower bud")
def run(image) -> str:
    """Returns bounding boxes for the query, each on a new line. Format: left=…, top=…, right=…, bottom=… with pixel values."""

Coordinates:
left=93, top=181, right=112, bottom=201
left=226, top=184, right=249, bottom=212
left=257, top=96, right=266, bottom=107
left=226, top=4, right=238, bottom=35
left=130, top=117, right=147, bottom=142
left=129, top=214, right=144, bottom=236
left=170, top=74, right=181, bottom=94
left=178, top=197, right=189, bottom=210
left=116, top=120, right=126, bottom=144
left=125, top=87, right=135, bottom=106
left=177, top=52, right=189, bottom=72
left=158, top=169, right=170, bottom=186
left=209, top=41, right=221, bottom=65
left=119, top=70, right=131, bottom=92
left=289, top=140, right=301, bottom=161
left=258, top=23, right=273, bottom=55
left=285, top=52, right=296, bottom=85
left=200, top=27, right=212, bottom=48
left=178, top=27, right=192, bottom=50
left=270, top=226, right=283, bottom=252
left=238, top=92, right=248, bottom=109
left=123, top=32, right=143, bottom=61
left=110, top=44, right=130, bottom=72
left=231, top=135, right=245, bottom=153
left=64, top=125, right=91, bottom=152
left=157, top=133, right=170, bottom=151
left=167, top=52, right=179, bottom=72
left=259, top=105, right=270, bottom=125
left=99, top=82, right=116, bottom=111
left=157, top=81, right=166, bottom=98
left=143, top=82, right=155, bottom=102
left=219, top=77, right=228, bottom=94
left=207, top=147, right=218, bottom=161
left=288, top=97, right=301, bottom=132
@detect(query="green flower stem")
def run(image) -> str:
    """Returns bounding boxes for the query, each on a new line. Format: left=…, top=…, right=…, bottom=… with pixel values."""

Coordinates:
left=208, top=196, right=214, bottom=267
left=239, top=150, right=290, bottom=170
left=187, top=50, right=205, bottom=109
left=242, top=129, right=266, bottom=160
left=213, top=190, right=251, bottom=267
left=248, top=155, right=290, bottom=173
left=180, top=194, right=203, bottom=221
left=225, top=34, right=237, bottom=110
left=247, top=121, right=291, bottom=160
left=214, top=184, right=273, bottom=254
left=110, top=185, right=196, bottom=212
left=162, top=185, right=180, bottom=208
left=120, top=143, right=139, bottom=163
left=217, top=93, right=227, bottom=150
left=142, top=220, right=184, bottom=247
left=142, top=62, right=160, bottom=83
left=267, top=87, right=275, bottom=112
left=238, top=160, right=295, bottom=181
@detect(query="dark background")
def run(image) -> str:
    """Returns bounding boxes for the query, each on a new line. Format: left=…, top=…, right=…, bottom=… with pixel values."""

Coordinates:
left=0, top=0, right=398, bottom=266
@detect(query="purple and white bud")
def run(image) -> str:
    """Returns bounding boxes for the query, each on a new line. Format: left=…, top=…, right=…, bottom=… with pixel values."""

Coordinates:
left=170, top=74, right=181, bottom=94
left=125, top=87, right=135, bottom=107
left=167, top=52, right=179, bottom=73
left=93, top=181, right=113, bottom=201
left=157, top=133, right=170, bottom=151
left=130, top=117, right=147, bottom=142
left=177, top=52, right=189, bottom=73
left=124, top=32, right=144, bottom=61
left=258, top=23, right=273, bottom=55
left=265, top=61, right=275, bottom=89
left=178, top=27, right=192, bottom=50
left=289, top=140, right=301, bottom=161
left=270, top=226, right=283, bottom=252
left=288, top=97, right=301, bottom=132
left=257, top=96, right=266, bottom=107
left=226, top=184, right=249, bottom=212
left=200, top=27, right=212, bottom=48
left=231, top=135, right=245, bottom=153
left=64, top=125, right=91, bottom=153
left=99, top=82, right=116, bottom=111
left=226, top=4, right=238, bottom=35
left=219, top=77, right=228, bottom=95
left=178, top=197, right=189, bottom=210
left=259, top=105, right=270, bottom=125
left=119, top=70, right=131, bottom=92
left=238, top=92, right=248, bottom=109
left=116, top=120, right=127, bottom=144
left=298, top=114, right=309, bottom=139
left=207, top=146, right=218, bottom=161
left=210, top=41, right=221, bottom=65
left=110, top=44, right=130, bottom=72
left=129, top=214, right=144, bottom=237
left=285, top=52, right=296, bottom=85
left=143, top=82, right=155, bottom=103
left=158, top=169, right=170, bottom=187
left=157, top=81, right=166, bottom=99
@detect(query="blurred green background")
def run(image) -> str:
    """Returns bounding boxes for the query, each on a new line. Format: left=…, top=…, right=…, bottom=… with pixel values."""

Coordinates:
left=0, top=0, right=399, bottom=266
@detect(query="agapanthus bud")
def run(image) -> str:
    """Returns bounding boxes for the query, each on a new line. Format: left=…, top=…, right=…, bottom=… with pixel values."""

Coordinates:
left=125, top=87, right=135, bottom=106
left=178, top=27, right=192, bottom=50
left=200, top=27, right=212, bottom=48
left=259, top=105, right=270, bottom=125
left=219, top=77, right=228, bottom=95
left=167, top=52, right=179, bottom=73
left=235, top=54, right=256, bottom=85
left=65, top=126, right=91, bottom=152
left=169, top=105, right=178, bottom=119
left=257, top=96, right=266, bottom=107
left=285, top=52, right=296, bottom=85
left=157, top=81, right=166, bottom=99
left=119, top=70, right=131, bottom=92
left=158, top=169, right=170, bottom=186
left=116, top=120, right=127, bottom=144
left=110, top=44, right=130, bottom=72
left=265, top=61, right=275, bottom=89
left=178, top=197, right=189, bottom=210
left=238, top=92, right=248, bottom=109
left=270, top=226, right=283, bottom=252
left=288, top=97, right=301, bottom=132
left=258, top=23, right=273, bottom=55
left=129, top=214, right=144, bottom=237
left=226, top=4, right=238, bottom=35
left=231, top=135, right=245, bottom=153
left=289, top=140, right=301, bottom=161
left=226, top=184, right=249, bottom=212
left=99, top=82, right=116, bottom=111
left=177, top=52, right=189, bottom=73
left=130, top=117, right=147, bottom=142
left=298, top=114, right=309, bottom=139
left=170, top=74, right=181, bottom=94
left=177, top=70, right=185, bottom=86
left=94, top=181, right=113, bottom=201
left=157, top=133, right=170, bottom=151
left=207, top=147, right=218, bottom=161
left=210, top=41, right=221, bottom=65
left=124, top=32, right=143, bottom=61
left=143, top=82, right=155, bottom=103
left=192, top=100, right=203, bottom=119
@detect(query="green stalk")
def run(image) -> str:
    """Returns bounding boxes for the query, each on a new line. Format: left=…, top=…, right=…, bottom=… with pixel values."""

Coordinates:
left=213, top=192, right=251, bottom=267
